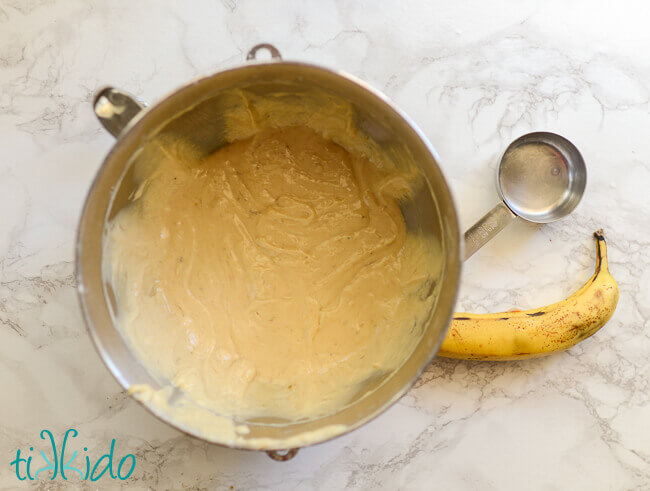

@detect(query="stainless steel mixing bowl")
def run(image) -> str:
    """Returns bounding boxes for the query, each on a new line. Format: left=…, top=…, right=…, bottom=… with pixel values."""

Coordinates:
left=77, top=44, right=464, bottom=459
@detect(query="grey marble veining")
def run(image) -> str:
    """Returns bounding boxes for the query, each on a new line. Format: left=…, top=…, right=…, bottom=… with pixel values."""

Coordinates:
left=0, top=0, right=648, bottom=489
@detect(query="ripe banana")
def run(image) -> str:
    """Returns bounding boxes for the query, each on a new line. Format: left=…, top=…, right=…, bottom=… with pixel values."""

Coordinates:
left=439, top=230, right=619, bottom=361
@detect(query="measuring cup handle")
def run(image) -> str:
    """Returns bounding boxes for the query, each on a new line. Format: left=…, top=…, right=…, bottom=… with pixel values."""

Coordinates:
left=463, top=201, right=516, bottom=260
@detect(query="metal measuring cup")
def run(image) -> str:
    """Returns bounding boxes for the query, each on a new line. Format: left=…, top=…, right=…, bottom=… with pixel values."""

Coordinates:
left=464, top=132, right=587, bottom=260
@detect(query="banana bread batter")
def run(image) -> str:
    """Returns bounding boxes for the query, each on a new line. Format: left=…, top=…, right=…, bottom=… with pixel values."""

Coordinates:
left=105, top=126, right=438, bottom=422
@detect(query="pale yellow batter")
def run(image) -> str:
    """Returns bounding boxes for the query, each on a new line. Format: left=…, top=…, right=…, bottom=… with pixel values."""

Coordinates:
left=105, top=126, right=439, bottom=423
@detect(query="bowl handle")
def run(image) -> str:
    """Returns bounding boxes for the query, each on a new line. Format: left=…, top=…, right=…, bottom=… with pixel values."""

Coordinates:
left=247, top=43, right=282, bottom=61
left=93, top=87, right=146, bottom=138
left=266, top=448, right=299, bottom=461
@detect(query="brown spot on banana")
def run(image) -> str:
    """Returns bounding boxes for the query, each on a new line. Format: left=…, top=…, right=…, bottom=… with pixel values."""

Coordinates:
left=438, top=230, right=619, bottom=361
left=526, top=311, right=545, bottom=317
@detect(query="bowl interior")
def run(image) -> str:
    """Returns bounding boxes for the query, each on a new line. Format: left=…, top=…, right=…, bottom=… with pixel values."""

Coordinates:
left=77, top=62, right=461, bottom=449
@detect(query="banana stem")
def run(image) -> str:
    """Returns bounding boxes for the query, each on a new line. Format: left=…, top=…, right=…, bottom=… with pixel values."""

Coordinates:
left=594, top=229, right=608, bottom=272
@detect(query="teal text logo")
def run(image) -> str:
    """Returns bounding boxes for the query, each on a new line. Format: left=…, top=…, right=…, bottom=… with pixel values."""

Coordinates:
left=10, top=429, right=136, bottom=482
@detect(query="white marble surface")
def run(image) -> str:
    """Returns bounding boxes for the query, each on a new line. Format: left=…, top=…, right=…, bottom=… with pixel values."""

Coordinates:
left=1, top=0, right=648, bottom=489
